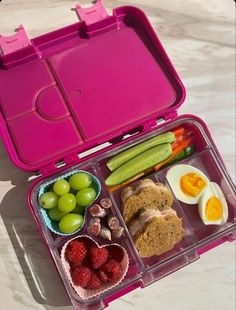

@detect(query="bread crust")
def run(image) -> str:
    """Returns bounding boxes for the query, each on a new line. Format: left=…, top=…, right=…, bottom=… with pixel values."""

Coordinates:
left=121, top=179, right=184, bottom=258
left=132, top=214, right=184, bottom=257
left=122, top=181, right=174, bottom=224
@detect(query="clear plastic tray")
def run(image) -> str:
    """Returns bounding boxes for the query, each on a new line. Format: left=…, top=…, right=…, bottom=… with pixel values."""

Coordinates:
left=29, top=116, right=236, bottom=310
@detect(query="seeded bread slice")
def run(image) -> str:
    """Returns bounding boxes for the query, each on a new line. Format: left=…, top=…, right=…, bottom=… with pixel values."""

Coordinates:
left=121, top=179, right=173, bottom=224
left=131, top=213, right=184, bottom=257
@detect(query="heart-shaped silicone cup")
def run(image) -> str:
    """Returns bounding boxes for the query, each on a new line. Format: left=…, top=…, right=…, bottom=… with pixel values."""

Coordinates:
left=60, top=235, right=129, bottom=300
left=38, top=170, right=101, bottom=236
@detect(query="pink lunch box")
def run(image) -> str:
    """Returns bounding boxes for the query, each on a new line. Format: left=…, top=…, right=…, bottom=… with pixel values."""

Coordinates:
left=0, top=1, right=235, bottom=309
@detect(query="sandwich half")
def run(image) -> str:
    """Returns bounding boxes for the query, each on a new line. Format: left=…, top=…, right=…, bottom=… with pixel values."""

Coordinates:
left=129, top=209, right=184, bottom=257
left=121, top=179, right=174, bottom=224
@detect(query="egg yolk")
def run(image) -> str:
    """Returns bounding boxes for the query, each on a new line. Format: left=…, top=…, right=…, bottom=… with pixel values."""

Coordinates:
left=205, top=196, right=223, bottom=221
left=180, top=173, right=207, bottom=197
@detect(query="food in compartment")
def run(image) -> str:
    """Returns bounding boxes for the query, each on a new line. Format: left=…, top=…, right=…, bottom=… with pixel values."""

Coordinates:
left=155, top=144, right=194, bottom=170
left=106, top=132, right=175, bottom=171
left=166, top=165, right=229, bottom=226
left=121, top=179, right=184, bottom=258
left=88, top=218, right=101, bottom=236
left=59, top=213, right=84, bottom=234
left=39, top=191, right=58, bottom=209
left=76, top=188, right=97, bottom=207
left=66, top=239, right=87, bottom=264
left=61, top=236, right=129, bottom=300
left=107, top=214, right=120, bottom=230
left=87, top=199, right=124, bottom=240
left=90, top=246, right=109, bottom=269
left=89, top=204, right=107, bottom=217
left=58, top=193, right=76, bottom=212
left=105, top=127, right=195, bottom=192
left=166, top=164, right=209, bottom=204
left=121, top=179, right=173, bottom=223
left=100, top=197, right=113, bottom=209
left=198, top=182, right=228, bottom=225
left=99, top=226, right=112, bottom=241
left=129, top=209, right=184, bottom=257
left=38, top=171, right=101, bottom=235
left=105, top=143, right=172, bottom=186
left=162, top=145, right=195, bottom=168
left=69, top=172, right=92, bottom=190
left=111, top=226, right=124, bottom=239
left=48, top=207, right=65, bottom=221
left=53, top=179, right=70, bottom=195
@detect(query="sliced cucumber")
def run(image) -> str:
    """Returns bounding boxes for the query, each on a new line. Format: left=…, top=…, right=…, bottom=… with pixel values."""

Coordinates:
left=106, top=132, right=175, bottom=171
left=105, top=143, right=172, bottom=186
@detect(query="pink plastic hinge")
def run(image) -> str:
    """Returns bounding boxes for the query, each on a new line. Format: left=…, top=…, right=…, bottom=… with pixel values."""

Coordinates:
left=75, top=0, right=108, bottom=26
left=163, top=110, right=178, bottom=121
left=0, top=25, right=31, bottom=56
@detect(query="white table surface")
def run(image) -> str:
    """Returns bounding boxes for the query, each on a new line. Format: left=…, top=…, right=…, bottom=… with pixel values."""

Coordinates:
left=0, top=1, right=235, bottom=310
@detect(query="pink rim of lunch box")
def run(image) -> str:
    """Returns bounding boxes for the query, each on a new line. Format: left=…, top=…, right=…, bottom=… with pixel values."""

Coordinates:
left=0, top=1, right=235, bottom=309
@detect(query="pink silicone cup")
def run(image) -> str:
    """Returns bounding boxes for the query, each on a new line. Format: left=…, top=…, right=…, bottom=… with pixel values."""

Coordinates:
left=60, top=235, right=129, bottom=300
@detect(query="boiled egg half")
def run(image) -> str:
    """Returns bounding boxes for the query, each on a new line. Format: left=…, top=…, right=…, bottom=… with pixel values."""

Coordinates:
left=198, top=182, right=228, bottom=225
left=166, top=164, right=209, bottom=204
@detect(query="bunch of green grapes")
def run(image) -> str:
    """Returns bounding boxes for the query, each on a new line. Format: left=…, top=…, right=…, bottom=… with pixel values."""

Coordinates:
left=39, top=172, right=97, bottom=233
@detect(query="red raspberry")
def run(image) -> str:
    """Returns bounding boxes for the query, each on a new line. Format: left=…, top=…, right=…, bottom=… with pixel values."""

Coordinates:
left=86, top=271, right=101, bottom=289
left=101, top=259, right=122, bottom=281
left=71, top=266, right=91, bottom=288
left=98, top=270, right=109, bottom=283
left=90, top=246, right=109, bottom=269
left=66, top=240, right=87, bottom=264
left=70, top=262, right=81, bottom=271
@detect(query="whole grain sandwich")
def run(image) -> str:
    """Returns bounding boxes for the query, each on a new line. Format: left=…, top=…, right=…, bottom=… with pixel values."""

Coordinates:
left=121, top=179, right=174, bottom=224
left=121, top=179, right=184, bottom=258
left=129, top=209, right=184, bottom=257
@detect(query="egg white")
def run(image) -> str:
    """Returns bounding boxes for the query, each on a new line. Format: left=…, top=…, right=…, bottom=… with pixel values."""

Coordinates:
left=166, top=164, right=209, bottom=204
left=198, top=182, right=228, bottom=225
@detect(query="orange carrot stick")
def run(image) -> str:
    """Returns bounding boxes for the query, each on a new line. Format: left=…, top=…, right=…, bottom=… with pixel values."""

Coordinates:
left=154, top=137, right=192, bottom=171
left=171, top=141, right=179, bottom=150
left=172, top=127, right=185, bottom=138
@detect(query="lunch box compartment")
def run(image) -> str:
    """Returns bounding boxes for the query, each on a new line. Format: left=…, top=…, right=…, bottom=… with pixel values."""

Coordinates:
left=109, top=171, right=198, bottom=269
left=162, top=148, right=236, bottom=245
left=95, top=116, right=211, bottom=182
left=39, top=238, right=142, bottom=310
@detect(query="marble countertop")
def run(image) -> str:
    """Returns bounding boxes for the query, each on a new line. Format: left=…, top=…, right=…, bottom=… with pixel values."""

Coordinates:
left=0, top=1, right=235, bottom=310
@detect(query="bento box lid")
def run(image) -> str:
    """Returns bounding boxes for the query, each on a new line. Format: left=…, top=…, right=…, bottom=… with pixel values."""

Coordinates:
left=0, top=1, right=185, bottom=173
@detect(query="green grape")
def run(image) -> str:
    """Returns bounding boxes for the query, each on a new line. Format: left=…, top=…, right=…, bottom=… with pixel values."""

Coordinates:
left=48, top=207, right=65, bottom=221
left=58, top=193, right=76, bottom=213
left=69, top=172, right=92, bottom=190
left=76, top=187, right=96, bottom=207
left=39, top=192, right=58, bottom=209
left=73, top=204, right=86, bottom=214
left=59, top=213, right=84, bottom=234
left=53, top=179, right=70, bottom=196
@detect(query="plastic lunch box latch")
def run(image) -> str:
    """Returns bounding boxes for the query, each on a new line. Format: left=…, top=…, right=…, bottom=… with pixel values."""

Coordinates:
left=75, top=0, right=109, bottom=26
left=0, top=25, right=30, bottom=55
left=0, top=25, right=39, bottom=68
